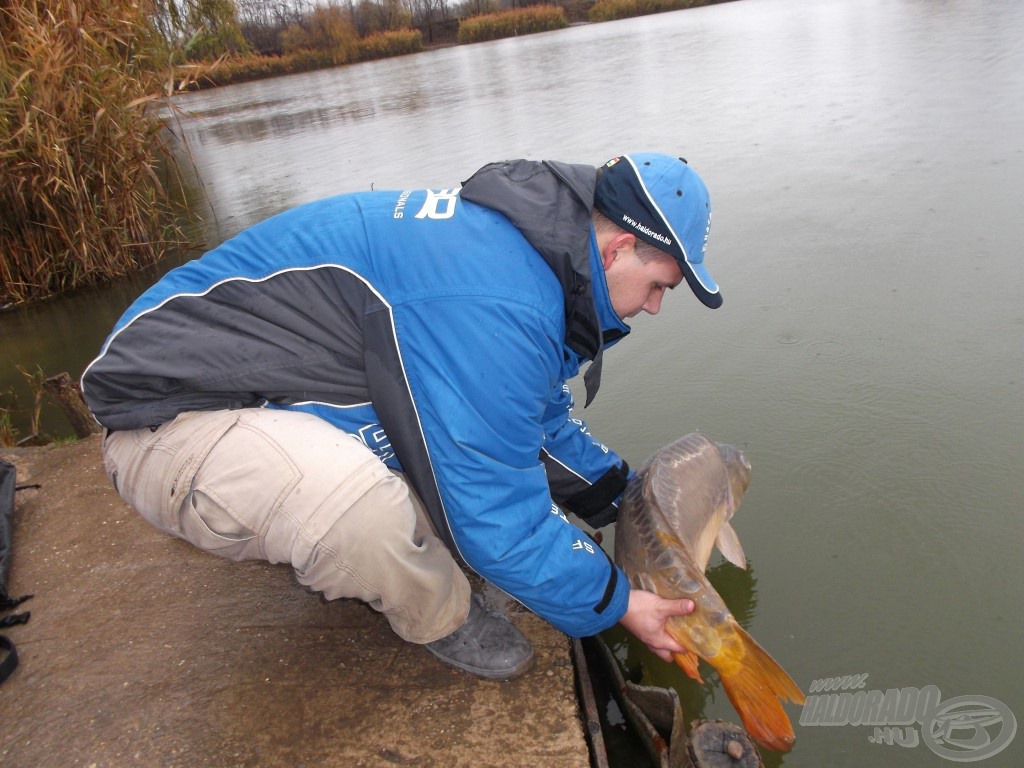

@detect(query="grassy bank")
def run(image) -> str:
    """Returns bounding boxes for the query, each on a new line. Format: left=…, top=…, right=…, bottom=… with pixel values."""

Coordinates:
left=185, top=29, right=426, bottom=89
left=176, top=1, right=731, bottom=90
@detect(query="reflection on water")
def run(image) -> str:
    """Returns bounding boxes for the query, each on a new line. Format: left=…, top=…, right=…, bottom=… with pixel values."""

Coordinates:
left=3, top=1, right=1024, bottom=763
left=0, top=262, right=185, bottom=441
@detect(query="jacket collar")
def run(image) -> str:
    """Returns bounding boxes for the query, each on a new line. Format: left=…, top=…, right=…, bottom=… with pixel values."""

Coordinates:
left=460, top=159, right=629, bottom=405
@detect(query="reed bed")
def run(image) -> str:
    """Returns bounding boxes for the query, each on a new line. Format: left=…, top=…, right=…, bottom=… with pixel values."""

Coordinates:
left=1, top=0, right=188, bottom=307
left=457, top=6, right=568, bottom=45
left=190, top=29, right=424, bottom=89
left=357, top=29, right=424, bottom=62
left=588, top=0, right=699, bottom=23
left=180, top=50, right=335, bottom=88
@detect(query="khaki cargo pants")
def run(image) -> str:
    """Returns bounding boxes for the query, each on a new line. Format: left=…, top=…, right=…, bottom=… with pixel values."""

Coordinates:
left=102, top=408, right=470, bottom=643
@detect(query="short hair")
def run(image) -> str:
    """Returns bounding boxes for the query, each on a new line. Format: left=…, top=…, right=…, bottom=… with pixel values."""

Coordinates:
left=591, top=209, right=676, bottom=265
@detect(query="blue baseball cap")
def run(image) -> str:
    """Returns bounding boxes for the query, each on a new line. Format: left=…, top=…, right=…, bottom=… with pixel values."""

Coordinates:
left=594, top=153, right=721, bottom=309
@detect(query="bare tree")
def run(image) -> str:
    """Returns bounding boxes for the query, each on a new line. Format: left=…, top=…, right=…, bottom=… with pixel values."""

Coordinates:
left=349, top=0, right=411, bottom=36
left=234, top=0, right=312, bottom=54
left=405, top=0, right=455, bottom=43
left=146, top=0, right=246, bottom=57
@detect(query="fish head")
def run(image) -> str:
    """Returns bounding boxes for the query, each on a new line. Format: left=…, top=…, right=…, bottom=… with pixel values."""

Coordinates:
left=616, top=434, right=754, bottom=576
left=626, top=433, right=741, bottom=571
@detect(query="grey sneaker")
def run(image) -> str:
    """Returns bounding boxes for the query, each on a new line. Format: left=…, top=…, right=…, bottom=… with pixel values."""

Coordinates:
left=424, top=594, right=534, bottom=680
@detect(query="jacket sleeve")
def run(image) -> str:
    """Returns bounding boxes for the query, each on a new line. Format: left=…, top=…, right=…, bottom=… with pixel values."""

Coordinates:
left=394, top=297, right=631, bottom=638
left=539, top=383, right=630, bottom=529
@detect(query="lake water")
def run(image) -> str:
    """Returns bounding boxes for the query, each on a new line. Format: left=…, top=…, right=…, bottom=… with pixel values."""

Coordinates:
left=3, top=0, right=1022, bottom=764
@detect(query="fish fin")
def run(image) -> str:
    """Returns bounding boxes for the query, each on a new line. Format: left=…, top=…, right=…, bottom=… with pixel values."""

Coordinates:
left=716, top=622, right=805, bottom=753
left=671, top=650, right=704, bottom=684
left=715, top=522, right=747, bottom=569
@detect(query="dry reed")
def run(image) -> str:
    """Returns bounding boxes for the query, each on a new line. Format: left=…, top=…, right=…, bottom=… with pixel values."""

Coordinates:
left=1, top=0, right=188, bottom=307
left=588, top=0, right=700, bottom=22
left=456, top=6, right=568, bottom=45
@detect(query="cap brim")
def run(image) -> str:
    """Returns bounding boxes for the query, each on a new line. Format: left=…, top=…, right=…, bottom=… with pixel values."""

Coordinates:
left=683, top=261, right=722, bottom=309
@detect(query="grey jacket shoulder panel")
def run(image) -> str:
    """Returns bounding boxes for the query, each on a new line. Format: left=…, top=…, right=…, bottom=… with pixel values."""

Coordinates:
left=84, top=266, right=374, bottom=430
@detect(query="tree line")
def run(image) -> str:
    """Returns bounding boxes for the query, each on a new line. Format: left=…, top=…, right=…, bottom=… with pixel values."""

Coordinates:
left=151, top=0, right=545, bottom=60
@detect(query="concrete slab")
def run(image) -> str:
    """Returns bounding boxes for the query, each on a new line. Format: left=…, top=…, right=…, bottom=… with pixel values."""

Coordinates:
left=1, top=436, right=591, bottom=767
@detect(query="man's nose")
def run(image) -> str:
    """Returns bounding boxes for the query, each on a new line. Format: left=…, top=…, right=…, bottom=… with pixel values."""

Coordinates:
left=644, top=289, right=665, bottom=315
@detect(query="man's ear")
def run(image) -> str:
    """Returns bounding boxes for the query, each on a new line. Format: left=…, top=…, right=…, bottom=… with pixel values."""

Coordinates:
left=601, top=232, right=637, bottom=270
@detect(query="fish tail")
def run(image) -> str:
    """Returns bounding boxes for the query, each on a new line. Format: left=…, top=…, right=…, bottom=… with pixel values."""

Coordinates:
left=716, top=622, right=805, bottom=753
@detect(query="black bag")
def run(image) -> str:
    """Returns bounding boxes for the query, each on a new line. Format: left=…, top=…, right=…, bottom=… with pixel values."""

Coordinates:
left=1, top=459, right=32, bottom=684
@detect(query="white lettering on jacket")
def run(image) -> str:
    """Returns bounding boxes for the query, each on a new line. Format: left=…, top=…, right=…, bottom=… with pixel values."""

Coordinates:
left=414, top=188, right=460, bottom=220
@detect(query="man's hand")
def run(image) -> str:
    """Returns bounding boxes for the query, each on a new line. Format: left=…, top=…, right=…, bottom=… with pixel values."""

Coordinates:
left=619, top=589, right=694, bottom=662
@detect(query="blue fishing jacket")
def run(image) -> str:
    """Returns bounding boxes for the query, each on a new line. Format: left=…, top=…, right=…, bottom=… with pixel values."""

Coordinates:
left=82, top=160, right=634, bottom=637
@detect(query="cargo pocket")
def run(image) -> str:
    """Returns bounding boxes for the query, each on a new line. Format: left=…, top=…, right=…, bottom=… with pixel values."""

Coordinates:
left=180, top=486, right=261, bottom=560
left=177, top=416, right=302, bottom=562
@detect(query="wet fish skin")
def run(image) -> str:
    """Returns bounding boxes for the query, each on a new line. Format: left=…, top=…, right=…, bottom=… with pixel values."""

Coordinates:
left=615, top=433, right=805, bottom=753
